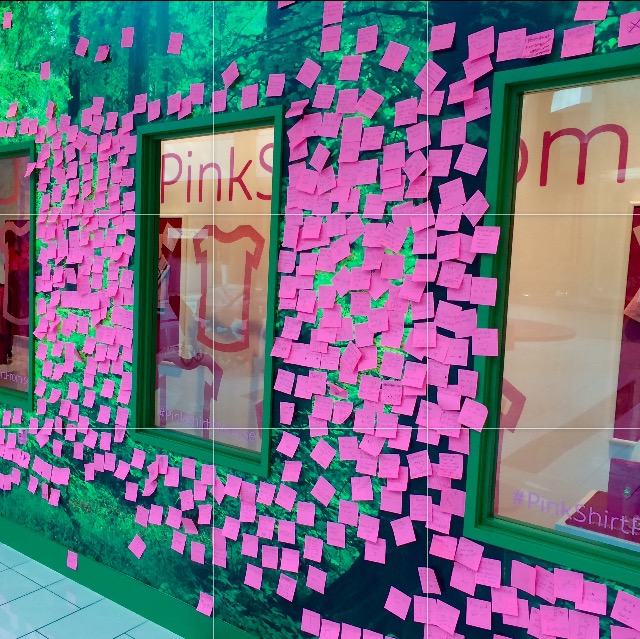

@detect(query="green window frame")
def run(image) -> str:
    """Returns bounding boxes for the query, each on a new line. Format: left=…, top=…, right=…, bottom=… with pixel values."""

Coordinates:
left=464, top=49, right=640, bottom=587
left=211, top=106, right=283, bottom=477
left=0, top=141, right=35, bottom=412
left=131, top=107, right=282, bottom=473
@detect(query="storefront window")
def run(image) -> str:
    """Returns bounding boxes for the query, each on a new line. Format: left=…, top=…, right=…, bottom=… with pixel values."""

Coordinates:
left=157, top=134, right=213, bottom=440
left=0, top=152, right=31, bottom=393
left=212, top=126, right=274, bottom=453
left=495, top=76, right=640, bottom=551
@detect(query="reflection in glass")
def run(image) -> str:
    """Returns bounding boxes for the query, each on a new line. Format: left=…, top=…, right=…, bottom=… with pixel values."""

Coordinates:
left=0, top=154, right=30, bottom=391
left=213, top=126, right=274, bottom=453
left=496, top=77, right=640, bottom=550
left=157, top=135, right=213, bottom=440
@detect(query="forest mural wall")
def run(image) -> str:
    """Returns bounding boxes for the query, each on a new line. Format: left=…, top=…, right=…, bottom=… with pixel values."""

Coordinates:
left=0, top=0, right=214, bottom=632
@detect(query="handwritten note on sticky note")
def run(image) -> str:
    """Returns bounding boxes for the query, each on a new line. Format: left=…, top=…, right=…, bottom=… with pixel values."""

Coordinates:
left=454, top=143, right=487, bottom=176
left=440, top=117, right=466, bottom=147
left=297, top=58, right=322, bottom=87
left=497, top=28, right=526, bottom=62
left=323, top=1, right=343, bottom=25
left=266, top=73, right=286, bottom=97
left=619, top=11, right=640, bottom=48
left=468, top=26, right=494, bottom=60
left=429, top=22, right=456, bottom=51
left=321, top=25, right=341, bottom=52
left=561, top=23, right=595, bottom=58
left=356, top=25, right=378, bottom=53
left=523, top=29, right=554, bottom=58
left=379, top=41, right=409, bottom=72
left=384, top=586, right=411, bottom=620
left=575, top=1, right=609, bottom=21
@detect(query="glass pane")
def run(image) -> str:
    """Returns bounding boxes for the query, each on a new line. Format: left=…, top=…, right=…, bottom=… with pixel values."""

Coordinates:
left=213, top=126, right=274, bottom=453
left=0, top=154, right=30, bottom=391
left=157, top=134, right=213, bottom=439
left=495, top=77, right=640, bottom=550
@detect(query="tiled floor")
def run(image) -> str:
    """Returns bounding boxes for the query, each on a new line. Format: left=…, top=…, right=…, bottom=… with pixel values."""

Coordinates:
left=0, top=543, right=185, bottom=639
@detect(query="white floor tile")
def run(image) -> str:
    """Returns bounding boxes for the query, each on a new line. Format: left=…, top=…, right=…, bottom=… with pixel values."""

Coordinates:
left=37, top=599, right=144, bottom=639
left=0, top=571, right=41, bottom=604
left=0, top=589, right=77, bottom=639
left=45, top=578, right=103, bottom=609
left=127, top=620, right=187, bottom=639
left=13, top=562, right=65, bottom=588
left=0, top=546, right=30, bottom=569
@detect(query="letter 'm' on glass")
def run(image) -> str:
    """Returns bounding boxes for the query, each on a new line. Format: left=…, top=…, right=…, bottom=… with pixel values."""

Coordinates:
left=496, top=77, right=640, bottom=551
left=0, top=154, right=30, bottom=391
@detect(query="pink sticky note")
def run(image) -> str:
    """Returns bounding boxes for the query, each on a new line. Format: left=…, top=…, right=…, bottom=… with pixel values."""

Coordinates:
left=458, top=398, right=488, bottom=431
left=561, top=23, right=595, bottom=58
left=497, top=28, right=526, bottom=62
left=128, top=535, right=146, bottom=559
left=321, top=25, right=341, bottom=52
left=611, top=590, right=640, bottom=631
left=222, top=61, right=240, bottom=88
left=323, top=1, right=343, bottom=25
left=196, top=592, right=213, bottom=616
left=241, top=84, right=259, bottom=109
left=554, top=568, right=584, bottom=601
left=339, top=55, right=362, bottom=81
left=454, top=143, right=487, bottom=176
left=40, top=61, right=50, bottom=80
left=356, top=25, right=378, bottom=53
left=148, top=99, right=161, bottom=121
left=466, top=597, right=491, bottom=629
left=67, top=550, right=78, bottom=570
left=523, top=29, right=554, bottom=58
left=2, top=11, right=11, bottom=29
left=296, top=58, right=322, bottom=88
left=266, top=73, right=285, bottom=97
left=94, top=45, right=110, bottom=62
left=121, top=26, right=134, bottom=48
left=276, top=574, right=297, bottom=601
left=245, top=564, right=263, bottom=590
left=313, top=83, right=336, bottom=109
left=307, top=566, right=327, bottom=593
left=619, top=11, right=640, bottom=47
left=440, top=117, right=466, bottom=147
left=75, top=37, right=89, bottom=57
left=429, top=22, right=456, bottom=51
left=575, top=1, right=609, bottom=21
left=471, top=225, right=500, bottom=254
left=167, top=32, right=183, bottom=55
left=468, top=26, right=495, bottom=59
left=384, top=586, right=411, bottom=620
left=379, top=41, right=409, bottom=72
